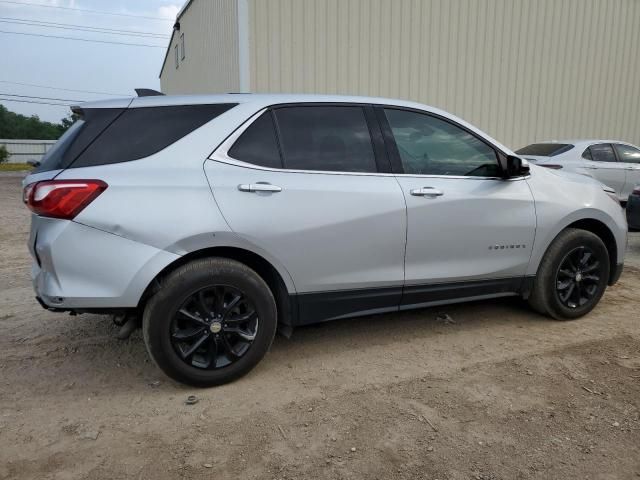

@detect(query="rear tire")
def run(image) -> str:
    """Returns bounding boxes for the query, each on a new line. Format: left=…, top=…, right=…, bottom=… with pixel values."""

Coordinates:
left=528, top=228, right=610, bottom=320
left=142, top=258, right=277, bottom=387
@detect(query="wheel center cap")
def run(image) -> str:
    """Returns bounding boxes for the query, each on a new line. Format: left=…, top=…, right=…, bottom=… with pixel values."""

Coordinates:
left=575, top=272, right=583, bottom=282
left=210, top=321, right=222, bottom=333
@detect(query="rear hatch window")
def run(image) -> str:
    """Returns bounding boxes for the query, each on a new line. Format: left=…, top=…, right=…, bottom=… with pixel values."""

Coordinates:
left=33, top=103, right=237, bottom=173
left=515, top=143, right=574, bottom=157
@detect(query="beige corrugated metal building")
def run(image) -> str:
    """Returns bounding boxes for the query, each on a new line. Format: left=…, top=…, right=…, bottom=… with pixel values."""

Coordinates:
left=159, top=0, right=640, bottom=149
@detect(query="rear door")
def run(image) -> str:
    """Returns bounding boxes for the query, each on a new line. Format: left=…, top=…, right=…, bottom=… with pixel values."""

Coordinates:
left=206, top=104, right=407, bottom=323
left=378, top=107, right=536, bottom=307
left=582, top=143, right=627, bottom=199
left=613, top=143, right=640, bottom=198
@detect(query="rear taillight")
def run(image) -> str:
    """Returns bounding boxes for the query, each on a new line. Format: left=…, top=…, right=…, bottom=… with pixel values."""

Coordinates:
left=23, top=179, right=107, bottom=219
left=539, top=164, right=563, bottom=170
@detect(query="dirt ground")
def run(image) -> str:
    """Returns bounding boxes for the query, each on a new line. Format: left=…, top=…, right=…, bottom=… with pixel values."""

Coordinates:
left=1, top=172, right=639, bottom=480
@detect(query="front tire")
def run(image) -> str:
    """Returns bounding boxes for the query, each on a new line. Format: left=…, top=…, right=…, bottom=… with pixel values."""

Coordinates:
left=528, top=228, right=610, bottom=320
left=142, top=258, right=277, bottom=387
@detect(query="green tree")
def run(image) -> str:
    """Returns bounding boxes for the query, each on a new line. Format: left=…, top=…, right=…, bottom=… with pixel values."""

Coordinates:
left=0, top=144, right=8, bottom=164
left=0, top=105, right=76, bottom=140
left=60, top=112, right=81, bottom=130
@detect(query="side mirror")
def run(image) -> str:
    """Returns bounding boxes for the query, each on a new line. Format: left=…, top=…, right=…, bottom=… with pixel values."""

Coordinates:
left=504, top=155, right=530, bottom=178
left=26, top=159, right=40, bottom=168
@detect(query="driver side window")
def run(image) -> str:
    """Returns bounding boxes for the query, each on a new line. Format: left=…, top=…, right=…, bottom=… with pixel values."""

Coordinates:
left=384, top=108, right=500, bottom=177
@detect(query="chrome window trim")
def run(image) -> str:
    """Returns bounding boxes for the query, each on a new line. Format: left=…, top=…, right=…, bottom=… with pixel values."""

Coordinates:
left=209, top=107, right=527, bottom=182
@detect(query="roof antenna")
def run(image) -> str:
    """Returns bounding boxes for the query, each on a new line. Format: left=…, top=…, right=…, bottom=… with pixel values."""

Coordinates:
left=135, top=88, right=165, bottom=97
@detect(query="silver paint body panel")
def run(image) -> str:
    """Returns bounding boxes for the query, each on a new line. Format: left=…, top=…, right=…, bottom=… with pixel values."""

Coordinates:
left=23, top=94, right=627, bottom=310
left=204, top=161, right=406, bottom=293
left=396, top=175, right=537, bottom=284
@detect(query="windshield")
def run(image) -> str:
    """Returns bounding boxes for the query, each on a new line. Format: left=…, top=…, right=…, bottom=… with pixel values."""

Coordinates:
left=515, top=143, right=574, bottom=157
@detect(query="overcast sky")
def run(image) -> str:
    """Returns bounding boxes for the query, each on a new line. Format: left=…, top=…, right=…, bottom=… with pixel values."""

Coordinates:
left=0, top=0, right=182, bottom=122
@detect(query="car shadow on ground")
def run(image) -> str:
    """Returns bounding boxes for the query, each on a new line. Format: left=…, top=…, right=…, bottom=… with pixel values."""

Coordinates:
left=3, top=295, right=553, bottom=397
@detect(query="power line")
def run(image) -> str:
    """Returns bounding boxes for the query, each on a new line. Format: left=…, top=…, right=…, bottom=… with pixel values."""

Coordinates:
left=0, top=30, right=166, bottom=48
left=0, top=97, right=71, bottom=106
left=0, top=80, right=128, bottom=97
left=0, top=92, right=85, bottom=102
left=0, top=1, right=173, bottom=21
left=0, top=17, right=170, bottom=38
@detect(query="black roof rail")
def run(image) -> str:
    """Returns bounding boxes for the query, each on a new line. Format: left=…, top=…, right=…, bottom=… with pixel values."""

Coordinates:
left=135, top=88, right=165, bottom=97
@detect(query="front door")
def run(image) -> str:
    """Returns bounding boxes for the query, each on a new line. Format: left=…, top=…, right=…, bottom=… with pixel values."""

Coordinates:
left=378, top=107, right=537, bottom=306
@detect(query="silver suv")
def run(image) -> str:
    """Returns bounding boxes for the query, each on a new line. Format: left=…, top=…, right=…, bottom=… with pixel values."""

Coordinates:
left=516, top=140, right=640, bottom=201
left=23, top=94, right=627, bottom=386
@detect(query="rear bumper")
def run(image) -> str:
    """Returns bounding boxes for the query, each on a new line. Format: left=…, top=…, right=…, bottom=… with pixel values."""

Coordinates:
left=35, top=295, right=67, bottom=312
left=30, top=216, right=180, bottom=310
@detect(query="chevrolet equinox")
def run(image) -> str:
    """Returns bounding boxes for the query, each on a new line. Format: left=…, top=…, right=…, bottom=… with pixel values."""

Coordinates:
left=23, top=93, right=627, bottom=386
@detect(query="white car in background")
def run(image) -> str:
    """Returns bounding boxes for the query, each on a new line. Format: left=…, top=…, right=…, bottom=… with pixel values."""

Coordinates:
left=516, top=140, right=640, bottom=202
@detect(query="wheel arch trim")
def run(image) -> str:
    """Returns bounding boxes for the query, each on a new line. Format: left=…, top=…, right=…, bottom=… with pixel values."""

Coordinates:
left=162, top=232, right=297, bottom=293
left=137, top=234, right=299, bottom=326
left=527, top=210, right=623, bottom=285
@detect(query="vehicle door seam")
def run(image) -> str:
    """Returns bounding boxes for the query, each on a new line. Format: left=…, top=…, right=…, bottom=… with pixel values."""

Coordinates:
left=524, top=177, right=540, bottom=275
left=392, top=174, right=410, bottom=306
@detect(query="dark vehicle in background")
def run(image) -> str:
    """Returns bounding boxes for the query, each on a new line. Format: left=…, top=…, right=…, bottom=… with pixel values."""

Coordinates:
left=627, top=186, right=640, bottom=231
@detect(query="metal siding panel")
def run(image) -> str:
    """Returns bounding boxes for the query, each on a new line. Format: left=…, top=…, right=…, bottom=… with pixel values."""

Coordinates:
left=268, top=0, right=281, bottom=90
left=244, top=0, right=639, bottom=147
left=304, top=0, right=317, bottom=92
left=318, top=0, right=329, bottom=93
left=325, top=0, right=337, bottom=93
left=160, top=0, right=240, bottom=94
left=621, top=2, right=640, bottom=142
left=290, top=0, right=304, bottom=91
left=379, top=0, right=392, bottom=97
left=368, top=0, right=381, bottom=96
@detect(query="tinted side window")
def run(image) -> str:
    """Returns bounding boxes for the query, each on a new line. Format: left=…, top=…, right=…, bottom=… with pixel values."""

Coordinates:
left=273, top=106, right=377, bottom=173
left=614, top=144, right=640, bottom=164
left=32, top=108, right=124, bottom=173
left=582, top=148, right=593, bottom=160
left=384, top=109, right=500, bottom=177
left=589, top=144, right=616, bottom=163
left=228, top=112, right=282, bottom=168
left=70, top=104, right=236, bottom=168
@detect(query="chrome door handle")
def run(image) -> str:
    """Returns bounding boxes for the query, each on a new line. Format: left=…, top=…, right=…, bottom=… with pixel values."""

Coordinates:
left=410, top=187, right=444, bottom=197
left=583, top=165, right=598, bottom=170
left=238, top=183, right=282, bottom=193
left=625, top=166, right=640, bottom=170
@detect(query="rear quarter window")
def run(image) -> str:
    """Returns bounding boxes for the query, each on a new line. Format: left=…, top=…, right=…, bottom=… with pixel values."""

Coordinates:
left=32, top=108, right=124, bottom=173
left=228, top=111, right=283, bottom=168
left=67, top=104, right=236, bottom=169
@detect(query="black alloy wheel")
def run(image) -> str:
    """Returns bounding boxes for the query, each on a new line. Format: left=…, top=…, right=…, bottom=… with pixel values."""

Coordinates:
left=555, top=246, right=604, bottom=309
left=143, top=257, right=277, bottom=387
left=527, top=228, right=610, bottom=320
left=170, top=285, right=258, bottom=369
